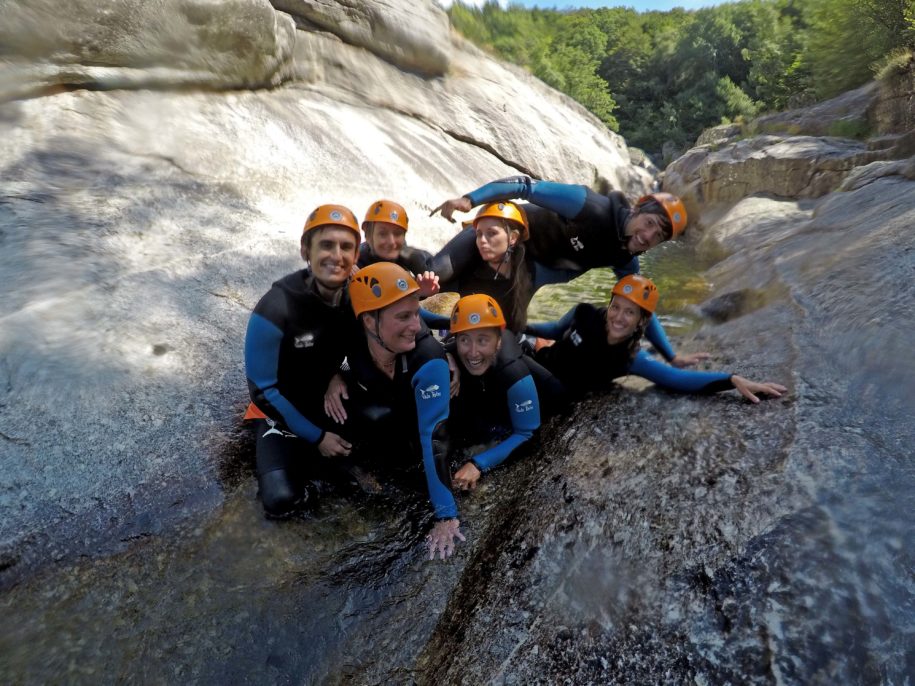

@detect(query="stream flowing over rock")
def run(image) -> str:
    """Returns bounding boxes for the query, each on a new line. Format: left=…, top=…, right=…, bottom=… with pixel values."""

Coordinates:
left=1, top=1, right=913, bottom=683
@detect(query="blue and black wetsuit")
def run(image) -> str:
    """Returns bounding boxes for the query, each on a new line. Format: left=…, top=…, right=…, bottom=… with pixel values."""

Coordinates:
left=430, top=176, right=677, bottom=360
left=357, top=242, right=432, bottom=275
left=244, top=269, right=359, bottom=515
left=344, top=324, right=456, bottom=520
left=437, top=256, right=536, bottom=333
left=448, top=330, right=542, bottom=473
left=529, top=303, right=733, bottom=398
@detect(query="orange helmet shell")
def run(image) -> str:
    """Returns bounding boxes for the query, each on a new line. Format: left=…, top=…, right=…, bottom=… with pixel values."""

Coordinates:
left=363, top=199, right=409, bottom=234
left=303, top=204, right=360, bottom=241
left=611, top=274, right=659, bottom=314
left=637, top=192, right=687, bottom=238
left=472, top=202, right=530, bottom=241
left=349, top=261, right=419, bottom=317
left=450, top=294, right=506, bottom=334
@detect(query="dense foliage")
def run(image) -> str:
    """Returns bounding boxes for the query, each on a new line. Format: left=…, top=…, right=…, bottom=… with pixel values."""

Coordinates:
left=449, top=0, right=915, bottom=159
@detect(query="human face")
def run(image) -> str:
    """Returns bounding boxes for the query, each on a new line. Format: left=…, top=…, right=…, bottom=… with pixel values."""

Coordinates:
left=302, top=226, right=358, bottom=289
left=605, top=296, right=643, bottom=344
left=372, top=294, right=421, bottom=354
left=455, top=328, right=501, bottom=376
left=369, top=222, right=406, bottom=261
left=475, top=217, right=515, bottom=267
left=624, top=211, right=666, bottom=254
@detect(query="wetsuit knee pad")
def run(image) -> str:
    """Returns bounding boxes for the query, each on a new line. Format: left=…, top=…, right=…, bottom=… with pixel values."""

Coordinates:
left=258, top=468, right=304, bottom=517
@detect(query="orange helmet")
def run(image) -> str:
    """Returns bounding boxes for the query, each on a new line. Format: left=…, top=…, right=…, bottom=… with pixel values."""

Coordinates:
left=362, top=199, right=409, bottom=234
left=611, top=274, right=659, bottom=314
left=472, top=202, right=530, bottom=241
left=450, top=294, right=506, bottom=334
left=349, top=261, right=419, bottom=317
left=303, top=204, right=360, bottom=241
left=636, top=192, right=687, bottom=239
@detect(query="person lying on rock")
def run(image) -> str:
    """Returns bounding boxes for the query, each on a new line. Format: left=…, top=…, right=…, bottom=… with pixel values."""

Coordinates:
left=358, top=199, right=433, bottom=275
left=243, top=204, right=365, bottom=518
left=423, top=201, right=536, bottom=334
left=526, top=274, right=787, bottom=403
left=324, top=262, right=463, bottom=560
left=430, top=176, right=707, bottom=369
left=446, top=294, right=559, bottom=492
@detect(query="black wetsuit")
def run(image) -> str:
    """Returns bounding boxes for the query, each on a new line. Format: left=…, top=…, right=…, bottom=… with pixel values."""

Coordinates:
left=244, top=269, right=359, bottom=515
left=357, top=242, right=432, bottom=274
left=529, top=303, right=734, bottom=399
left=437, top=257, right=536, bottom=333
left=343, top=325, right=456, bottom=519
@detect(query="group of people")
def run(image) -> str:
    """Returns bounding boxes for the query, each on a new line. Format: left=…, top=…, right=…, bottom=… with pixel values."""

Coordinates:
left=243, top=176, right=786, bottom=559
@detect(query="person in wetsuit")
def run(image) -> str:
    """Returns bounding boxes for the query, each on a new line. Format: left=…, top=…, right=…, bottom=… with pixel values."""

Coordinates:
left=446, top=294, right=547, bottom=491
left=432, top=201, right=535, bottom=333
left=342, top=262, right=463, bottom=560
left=357, top=199, right=432, bottom=275
left=430, top=176, right=706, bottom=368
left=528, top=274, right=787, bottom=402
left=243, top=204, right=362, bottom=517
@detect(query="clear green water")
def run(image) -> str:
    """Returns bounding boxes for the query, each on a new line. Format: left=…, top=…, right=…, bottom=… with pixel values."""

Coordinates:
left=528, top=241, right=715, bottom=336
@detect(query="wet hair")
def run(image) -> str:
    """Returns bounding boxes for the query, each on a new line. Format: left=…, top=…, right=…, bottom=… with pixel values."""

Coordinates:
left=488, top=219, right=532, bottom=332
left=634, top=197, right=673, bottom=241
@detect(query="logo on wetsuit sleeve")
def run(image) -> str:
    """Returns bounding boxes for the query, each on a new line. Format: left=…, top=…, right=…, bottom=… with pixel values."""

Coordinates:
left=570, top=236, right=585, bottom=251
left=294, top=332, right=315, bottom=348
left=570, top=329, right=582, bottom=346
left=515, top=400, right=534, bottom=413
left=420, top=384, right=442, bottom=399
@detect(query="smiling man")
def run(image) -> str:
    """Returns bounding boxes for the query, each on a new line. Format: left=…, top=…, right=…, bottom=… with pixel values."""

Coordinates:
left=243, top=204, right=361, bottom=517
left=430, top=176, right=704, bottom=368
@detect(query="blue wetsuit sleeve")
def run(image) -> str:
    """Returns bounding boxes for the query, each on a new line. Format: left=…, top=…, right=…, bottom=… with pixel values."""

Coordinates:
left=645, top=315, right=676, bottom=361
left=628, top=350, right=732, bottom=393
left=471, top=376, right=540, bottom=471
left=611, top=257, right=640, bottom=278
left=420, top=307, right=451, bottom=330
left=525, top=306, right=577, bottom=339
left=244, top=312, right=324, bottom=443
left=412, top=358, right=457, bottom=519
left=465, top=176, right=588, bottom=220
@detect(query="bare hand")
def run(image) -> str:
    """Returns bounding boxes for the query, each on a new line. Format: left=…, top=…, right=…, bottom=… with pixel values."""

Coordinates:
left=430, top=196, right=472, bottom=223
left=446, top=352, right=460, bottom=398
left=318, top=432, right=352, bottom=457
left=323, top=373, right=349, bottom=424
left=731, top=375, right=788, bottom=404
left=426, top=519, right=465, bottom=560
left=671, top=352, right=712, bottom=368
left=416, top=270, right=441, bottom=298
left=452, top=462, right=481, bottom=491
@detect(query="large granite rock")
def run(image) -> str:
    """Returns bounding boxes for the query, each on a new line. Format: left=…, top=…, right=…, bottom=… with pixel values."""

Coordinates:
left=0, top=0, right=297, bottom=100
left=663, top=135, right=886, bottom=223
left=0, top=0, right=650, bottom=579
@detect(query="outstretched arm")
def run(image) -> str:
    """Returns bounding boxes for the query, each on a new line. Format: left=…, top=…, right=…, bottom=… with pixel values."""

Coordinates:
left=525, top=305, right=577, bottom=340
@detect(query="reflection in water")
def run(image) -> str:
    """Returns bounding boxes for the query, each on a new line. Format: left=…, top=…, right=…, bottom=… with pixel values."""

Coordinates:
left=528, top=241, right=714, bottom=337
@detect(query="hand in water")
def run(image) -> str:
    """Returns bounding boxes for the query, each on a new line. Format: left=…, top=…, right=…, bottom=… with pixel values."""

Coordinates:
left=430, top=196, right=472, bottom=223
left=731, top=375, right=787, bottom=403
left=427, top=519, right=465, bottom=560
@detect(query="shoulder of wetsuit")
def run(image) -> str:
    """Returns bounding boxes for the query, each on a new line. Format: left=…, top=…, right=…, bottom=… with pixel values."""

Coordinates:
left=400, top=246, right=433, bottom=273
left=357, top=242, right=375, bottom=267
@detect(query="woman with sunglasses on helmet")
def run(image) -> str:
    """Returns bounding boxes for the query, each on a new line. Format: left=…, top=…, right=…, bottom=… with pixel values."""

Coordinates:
left=527, top=274, right=786, bottom=403
left=430, top=176, right=707, bottom=369
left=430, top=201, right=535, bottom=334
left=358, top=199, right=433, bottom=275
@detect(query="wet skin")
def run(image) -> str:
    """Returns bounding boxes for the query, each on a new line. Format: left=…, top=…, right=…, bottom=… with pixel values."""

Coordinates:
left=455, top=328, right=501, bottom=377
left=369, top=222, right=407, bottom=261
left=605, top=296, right=643, bottom=344
left=474, top=217, right=518, bottom=272
left=624, top=211, right=666, bottom=254
left=366, top=294, right=422, bottom=354
left=302, top=226, right=359, bottom=293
